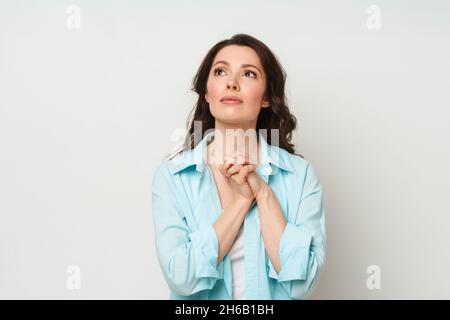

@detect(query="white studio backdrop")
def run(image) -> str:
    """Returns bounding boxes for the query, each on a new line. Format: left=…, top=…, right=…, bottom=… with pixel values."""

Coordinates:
left=1, top=0, right=449, bottom=299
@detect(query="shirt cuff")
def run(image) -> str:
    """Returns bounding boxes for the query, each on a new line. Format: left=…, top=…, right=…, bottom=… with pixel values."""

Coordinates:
left=188, top=225, right=224, bottom=280
left=268, top=223, right=312, bottom=282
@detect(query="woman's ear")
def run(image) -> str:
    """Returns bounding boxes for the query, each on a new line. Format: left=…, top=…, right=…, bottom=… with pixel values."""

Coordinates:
left=205, top=92, right=209, bottom=103
left=261, top=97, right=270, bottom=108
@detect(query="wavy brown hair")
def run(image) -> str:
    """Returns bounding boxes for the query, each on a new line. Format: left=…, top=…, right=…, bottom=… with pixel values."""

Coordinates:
left=168, top=33, right=303, bottom=160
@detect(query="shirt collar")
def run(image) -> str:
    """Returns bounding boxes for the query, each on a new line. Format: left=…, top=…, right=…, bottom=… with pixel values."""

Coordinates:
left=167, top=130, right=295, bottom=175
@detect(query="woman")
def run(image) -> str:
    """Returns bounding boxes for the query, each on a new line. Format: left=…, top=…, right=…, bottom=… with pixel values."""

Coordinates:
left=152, top=34, right=326, bottom=300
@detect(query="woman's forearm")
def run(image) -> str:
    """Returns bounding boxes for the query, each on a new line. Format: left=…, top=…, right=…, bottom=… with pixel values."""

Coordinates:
left=256, top=186, right=287, bottom=273
left=213, top=198, right=252, bottom=264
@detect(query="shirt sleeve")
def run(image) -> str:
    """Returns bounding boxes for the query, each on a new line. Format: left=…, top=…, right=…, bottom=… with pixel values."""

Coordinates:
left=151, top=164, right=224, bottom=296
left=267, top=162, right=326, bottom=299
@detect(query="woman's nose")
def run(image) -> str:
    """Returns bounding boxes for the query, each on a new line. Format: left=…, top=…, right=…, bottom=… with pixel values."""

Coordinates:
left=226, top=81, right=239, bottom=91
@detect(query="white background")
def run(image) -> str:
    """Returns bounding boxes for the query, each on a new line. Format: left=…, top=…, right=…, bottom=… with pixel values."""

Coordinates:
left=1, top=0, right=449, bottom=299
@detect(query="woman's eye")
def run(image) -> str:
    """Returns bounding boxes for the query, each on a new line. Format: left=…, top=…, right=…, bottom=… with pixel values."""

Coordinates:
left=243, top=70, right=257, bottom=78
left=213, top=68, right=256, bottom=78
left=213, top=68, right=225, bottom=76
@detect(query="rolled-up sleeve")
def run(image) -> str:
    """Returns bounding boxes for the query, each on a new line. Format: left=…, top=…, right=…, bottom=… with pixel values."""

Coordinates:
left=152, top=164, right=224, bottom=296
left=267, top=162, right=326, bottom=299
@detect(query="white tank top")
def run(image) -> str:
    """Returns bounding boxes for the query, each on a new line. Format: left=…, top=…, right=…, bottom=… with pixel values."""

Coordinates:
left=229, top=225, right=245, bottom=299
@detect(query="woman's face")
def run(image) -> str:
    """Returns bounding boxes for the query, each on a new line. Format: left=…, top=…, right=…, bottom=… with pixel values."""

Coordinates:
left=205, top=45, right=270, bottom=127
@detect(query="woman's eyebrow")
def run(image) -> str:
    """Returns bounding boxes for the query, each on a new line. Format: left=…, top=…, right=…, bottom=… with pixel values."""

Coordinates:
left=213, top=60, right=262, bottom=74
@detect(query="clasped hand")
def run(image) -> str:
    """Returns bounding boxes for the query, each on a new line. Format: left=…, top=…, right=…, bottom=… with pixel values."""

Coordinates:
left=217, top=153, right=267, bottom=203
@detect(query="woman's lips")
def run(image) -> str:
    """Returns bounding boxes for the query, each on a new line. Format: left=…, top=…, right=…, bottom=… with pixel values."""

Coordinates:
left=221, top=99, right=243, bottom=105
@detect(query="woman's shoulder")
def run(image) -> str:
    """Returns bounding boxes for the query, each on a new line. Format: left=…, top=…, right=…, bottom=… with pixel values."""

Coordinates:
left=152, top=149, right=196, bottom=184
left=273, top=146, right=322, bottom=187
left=271, top=145, right=311, bottom=173
left=151, top=160, right=171, bottom=192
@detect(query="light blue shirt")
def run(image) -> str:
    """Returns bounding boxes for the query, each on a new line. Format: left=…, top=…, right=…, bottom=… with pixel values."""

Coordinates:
left=151, top=131, right=326, bottom=299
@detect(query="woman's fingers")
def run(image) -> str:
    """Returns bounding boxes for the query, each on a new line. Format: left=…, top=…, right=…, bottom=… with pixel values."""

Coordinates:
left=230, top=164, right=256, bottom=184
left=225, top=164, right=242, bottom=177
left=236, top=165, right=252, bottom=184
left=230, top=168, right=245, bottom=184
left=225, top=163, right=257, bottom=178
left=246, top=164, right=256, bottom=173
left=219, top=153, right=255, bottom=178
left=220, top=161, right=234, bottom=176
